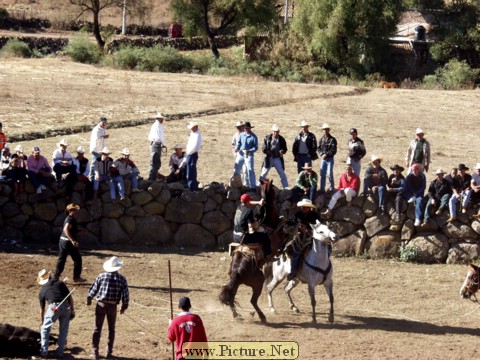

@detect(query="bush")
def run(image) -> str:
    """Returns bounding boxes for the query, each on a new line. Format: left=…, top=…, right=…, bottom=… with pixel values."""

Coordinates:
left=399, top=245, right=421, bottom=262
left=65, top=35, right=102, bottom=64
left=0, top=38, right=32, bottom=58
left=421, top=59, right=479, bottom=90
left=0, top=7, right=8, bottom=26
left=112, top=46, right=143, bottom=69
left=137, top=46, right=192, bottom=73
left=186, top=52, right=216, bottom=74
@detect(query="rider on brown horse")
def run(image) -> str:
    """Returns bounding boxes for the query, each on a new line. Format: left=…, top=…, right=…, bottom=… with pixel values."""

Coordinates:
left=233, top=193, right=273, bottom=261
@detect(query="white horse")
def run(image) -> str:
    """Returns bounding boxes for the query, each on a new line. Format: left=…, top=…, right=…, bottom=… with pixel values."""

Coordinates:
left=265, top=220, right=339, bottom=323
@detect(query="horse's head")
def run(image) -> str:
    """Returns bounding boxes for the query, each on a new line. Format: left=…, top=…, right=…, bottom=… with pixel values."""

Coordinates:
left=460, top=264, right=480, bottom=300
left=310, top=220, right=339, bottom=244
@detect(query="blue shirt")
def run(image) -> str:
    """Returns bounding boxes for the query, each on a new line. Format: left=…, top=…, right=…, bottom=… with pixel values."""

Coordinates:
left=88, top=271, right=129, bottom=309
left=236, top=132, right=258, bottom=153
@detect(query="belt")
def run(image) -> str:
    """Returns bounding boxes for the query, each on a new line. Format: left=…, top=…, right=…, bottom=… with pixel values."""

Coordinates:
left=233, top=231, right=244, bottom=236
left=60, top=237, right=70, bottom=241
left=99, top=300, right=117, bottom=305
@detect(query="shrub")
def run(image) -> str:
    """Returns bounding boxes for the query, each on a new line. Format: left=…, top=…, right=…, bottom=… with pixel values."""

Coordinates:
left=421, top=59, right=479, bottom=90
left=186, top=52, right=216, bottom=74
left=112, top=46, right=143, bottom=69
left=399, top=244, right=421, bottom=262
left=0, top=38, right=32, bottom=58
left=65, top=35, right=102, bottom=64
left=137, top=45, right=192, bottom=72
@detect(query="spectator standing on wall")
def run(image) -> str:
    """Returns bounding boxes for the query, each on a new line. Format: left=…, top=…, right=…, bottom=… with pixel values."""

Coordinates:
left=317, top=123, right=337, bottom=193
left=346, top=128, right=366, bottom=176
left=147, top=112, right=167, bottom=181
left=89, top=117, right=109, bottom=181
left=405, top=128, right=430, bottom=173
left=292, top=120, right=318, bottom=174
left=186, top=120, right=203, bottom=191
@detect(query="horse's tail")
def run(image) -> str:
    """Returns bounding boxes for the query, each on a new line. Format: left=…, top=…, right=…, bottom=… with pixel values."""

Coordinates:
left=263, top=262, right=273, bottom=290
left=219, top=255, right=240, bottom=307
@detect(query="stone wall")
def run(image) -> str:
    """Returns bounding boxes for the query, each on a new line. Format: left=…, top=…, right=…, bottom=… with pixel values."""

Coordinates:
left=2, top=179, right=479, bottom=264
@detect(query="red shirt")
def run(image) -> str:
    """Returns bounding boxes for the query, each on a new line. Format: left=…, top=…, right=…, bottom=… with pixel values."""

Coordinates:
left=338, top=172, right=360, bottom=192
left=168, top=312, right=208, bottom=359
left=0, top=133, right=6, bottom=151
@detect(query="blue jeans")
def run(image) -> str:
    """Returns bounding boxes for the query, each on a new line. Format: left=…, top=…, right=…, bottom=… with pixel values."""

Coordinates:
left=320, top=157, right=335, bottom=192
left=259, top=157, right=288, bottom=188
left=28, top=168, right=51, bottom=189
left=425, top=194, right=450, bottom=221
left=234, top=151, right=256, bottom=189
left=111, top=175, right=126, bottom=198
left=363, top=179, right=386, bottom=206
left=40, top=302, right=71, bottom=356
left=186, top=152, right=199, bottom=191
left=94, top=175, right=116, bottom=199
left=296, top=154, right=312, bottom=173
left=409, top=195, right=424, bottom=221
left=123, top=170, right=139, bottom=190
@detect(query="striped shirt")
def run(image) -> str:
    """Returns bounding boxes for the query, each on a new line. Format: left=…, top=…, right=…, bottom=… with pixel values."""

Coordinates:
left=88, top=271, right=129, bottom=309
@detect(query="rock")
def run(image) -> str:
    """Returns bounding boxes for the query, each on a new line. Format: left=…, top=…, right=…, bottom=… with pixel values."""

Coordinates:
left=204, top=198, right=217, bottom=212
left=2, top=202, right=20, bottom=218
left=143, top=201, right=165, bottom=215
left=76, top=208, right=93, bottom=224
left=211, top=193, right=224, bottom=205
left=181, top=190, right=208, bottom=202
left=0, top=195, right=9, bottom=207
left=165, top=198, right=203, bottom=224
left=201, top=210, right=231, bottom=235
left=100, top=218, right=130, bottom=244
left=332, top=206, right=365, bottom=226
left=166, top=182, right=185, bottom=191
left=7, top=213, right=28, bottom=228
left=226, top=188, right=241, bottom=201
left=20, top=203, right=34, bottom=217
left=446, top=242, right=480, bottom=264
left=2, top=226, right=24, bottom=242
left=441, top=222, right=478, bottom=243
left=103, top=202, right=125, bottom=219
left=217, top=230, right=233, bottom=249
left=86, top=201, right=103, bottom=220
left=118, top=215, right=135, bottom=235
left=401, top=218, right=415, bottom=241
left=333, top=230, right=366, bottom=257
left=174, top=224, right=215, bottom=248
left=408, top=233, right=449, bottom=263
left=78, top=230, right=99, bottom=247
left=362, top=195, right=378, bottom=218
left=24, top=219, right=52, bottom=243
left=327, top=220, right=357, bottom=237
left=125, top=205, right=146, bottom=217
left=470, top=220, right=480, bottom=236
left=364, top=214, right=390, bottom=237
left=147, top=181, right=163, bottom=197
left=365, top=232, right=400, bottom=259
left=156, top=188, right=171, bottom=205
left=351, top=194, right=365, bottom=208
left=221, top=200, right=237, bottom=219
left=133, top=216, right=172, bottom=244
left=229, top=175, right=243, bottom=189
left=131, top=191, right=153, bottom=205
left=86, top=221, right=101, bottom=236
left=53, top=213, right=65, bottom=227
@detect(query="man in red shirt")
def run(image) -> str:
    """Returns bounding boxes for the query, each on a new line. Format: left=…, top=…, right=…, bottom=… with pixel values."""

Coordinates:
left=168, top=297, right=208, bottom=360
left=323, top=164, right=360, bottom=217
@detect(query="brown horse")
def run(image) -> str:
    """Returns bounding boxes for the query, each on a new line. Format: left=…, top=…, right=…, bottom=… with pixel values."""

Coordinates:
left=218, top=180, right=282, bottom=323
left=460, top=264, right=480, bottom=301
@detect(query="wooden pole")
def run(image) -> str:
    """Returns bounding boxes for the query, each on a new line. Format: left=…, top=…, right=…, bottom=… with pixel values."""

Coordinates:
left=168, top=260, right=175, bottom=360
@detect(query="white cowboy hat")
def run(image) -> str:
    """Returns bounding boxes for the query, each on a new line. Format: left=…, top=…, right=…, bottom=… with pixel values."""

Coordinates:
left=121, top=147, right=130, bottom=156
left=187, top=121, right=198, bottom=129
left=300, top=120, right=309, bottom=127
left=235, top=121, right=244, bottom=127
left=173, top=144, right=183, bottom=149
left=101, top=147, right=110, bottom=154
left=435, top=168, right=445, bottom=175
left=58, top=139, right=68, bottom=146
left=321, top=123, right=330, bottom=130
left=371, top=154, right=382, bottom=163
left=416, top=128, right=425, bottom=135
left=302, top=162, right=313, bottom=170
left=14, top=145, right=24, bottom=152
left=297, top=198, right=316, bottom=209
left=103, top=256, right=124, bottom=272
left=76, top=146, right=85, bottom=153
left=272, top=124, right=280, bottom=132
left=155, top=112, right=166, bottom=119
left=475, top=163, right=480, bottom=170
left=37, top=269, right=50, bottom=285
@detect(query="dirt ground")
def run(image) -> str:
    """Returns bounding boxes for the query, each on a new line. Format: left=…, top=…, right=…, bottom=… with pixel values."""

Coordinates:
left=1, top=58, right=480, bottom=359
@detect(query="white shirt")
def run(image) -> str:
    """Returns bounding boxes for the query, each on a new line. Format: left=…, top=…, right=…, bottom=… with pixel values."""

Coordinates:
left=90, top=124, right=107, bottom=153
left=169, top=152, right=187, bottom=172
left=186, top=130, right=202, bottom=156
left=148, top=121, right=166, bottom=145
left=52, top=148, right=74, bottom=165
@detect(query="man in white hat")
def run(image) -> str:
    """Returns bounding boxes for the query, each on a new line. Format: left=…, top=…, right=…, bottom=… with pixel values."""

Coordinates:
left=405, top=128, right=430, bottom=173
left=186, top=120, right=203, bottom=191
left=112, top=147, right=141, bottom=194
left=73, top=146, right=93, bottom=199
left=233, top=121, right=258, bottom=190
left=423, top=168, right=452, bottom=225
left=362, top=155, right=389, bottom=212
left=0, top=143, right=12, bottom=179
left=93, top=147, right=116, bottom=201
left=53, top=139, right=77, bottom=198
left=292, top=162, right=318, bottom=202
left=258, top=124, right=289, bottom=189
left=11, top=144, right=28, bottom=195
left=37, top=269, right=75, bottom=358
left=147, top=112, right=167, bottom=181
left=89, top=117, right=109, bottom=181
left=167, top=144, right=187, bottom=183
left=231, top=121, right=247, bottom=186
left=292, top=120, right=318, bottom=173
left=26, top=146, right=52, bottom=194
left=317, top=123, right=337, bottom=193
left=87, top=256, right=129, bottom=360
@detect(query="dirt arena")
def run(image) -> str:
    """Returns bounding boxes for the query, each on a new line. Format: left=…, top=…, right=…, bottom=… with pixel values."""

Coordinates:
left=1, top=58, right=480, bottom=359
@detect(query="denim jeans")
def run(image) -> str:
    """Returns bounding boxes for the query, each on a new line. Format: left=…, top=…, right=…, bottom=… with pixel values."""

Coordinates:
left=234, top=151, right=256, bottom=189
left=40, top=302, right=71, bottom=356
left=94, top=175, right=116, bottom=199
left=186, top=152, right=199, bottom=191
left=111, top=175, right=126, bottom=198
left=296, top=154, right=312, bottom=173
left=320, top=157, right=335, bottom=192
left=259, top=157, right=288, bottom=188
left=92, top=302, right=118, bottom=356
left=123, top=170, right=139, bottom=190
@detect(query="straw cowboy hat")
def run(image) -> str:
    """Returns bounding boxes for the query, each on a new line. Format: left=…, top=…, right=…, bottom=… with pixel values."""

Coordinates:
left=435, top=168, right=445, bottom=175
left=302, top=162, right=313, bottom=170
left=390, top=164, right=405, bottom=172
left=103, top=256, right=124, bottom=272
left=58, top=139, right=68, bottom=146
left=187, top=120, right=198, bottom=129
left=300, top=120, right=309, bottom=127
left=172, top=144, right=183, bottom=149
left=155, top=112, right=166, bottom=119
left=37, top=269, right=50, bottom=285
left=76, top=146, right=85, bottom=153
left=415, top=128, right=425, bottom=135
left=101, top=147, right=110, bottom=154
left=321, top=123, right=330, bottom=130
left=474, top=163, right=480, bottom=170
left=297, top=198, right=316, bottom=209
left=235, top=121, right=244, bottom=127
left=272, top=124, right=280, bottom=132
left=66, top=203, right=80, bottom=212
left=121, top=147, right=130, bottom=156
left=14, top=145, right=24, bottom=152
left=371, top=154, right=382, bottom=163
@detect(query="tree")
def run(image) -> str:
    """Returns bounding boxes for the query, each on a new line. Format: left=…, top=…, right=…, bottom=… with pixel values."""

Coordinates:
left=171, top=0, right=278, bottom=59
left=291, top=0, right=405, bottom=77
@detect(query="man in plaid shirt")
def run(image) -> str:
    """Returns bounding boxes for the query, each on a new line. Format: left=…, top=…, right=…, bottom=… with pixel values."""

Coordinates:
left=87, top=256, right=129, bottom=359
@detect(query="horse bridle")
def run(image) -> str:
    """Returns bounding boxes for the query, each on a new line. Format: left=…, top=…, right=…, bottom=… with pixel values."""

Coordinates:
left=465, top=267, right=480, bottom=303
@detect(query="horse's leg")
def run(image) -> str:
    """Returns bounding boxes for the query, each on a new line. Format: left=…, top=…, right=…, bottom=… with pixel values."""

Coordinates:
left=308, top=283, right=317, bottom=324
left=325, top=279, right=334, bottom=323
left=284, top=280, right=300, bottom=313
left=251, top=276, right=267, bottom=323
left=266, top=261, right=287, bottom=314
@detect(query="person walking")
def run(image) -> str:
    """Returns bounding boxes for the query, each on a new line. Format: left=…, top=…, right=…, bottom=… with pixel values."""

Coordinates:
left=89, top=117, right=109, bottom=181
left=346, top=128, right=366, bottom=175
left=258, top=124, right=289, bottom=189
left=292, top=120, right=318, bottom=173
left=317, top=123, right=337, bottom=193
left=233, top=121, right=258, bottom=190
left=168, top=296, right=208, bottom=360
left=147, top=112, right=167, bottom=181
left=87, top=256, right=129, bottom=360
left=53, top=203, right=86, bottom=283
left=186, top=120, right=203, bottom=191
left=37, top=269, right=75, bottom=359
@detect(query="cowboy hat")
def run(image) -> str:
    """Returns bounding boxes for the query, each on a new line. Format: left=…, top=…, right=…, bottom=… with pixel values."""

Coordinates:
left=458, top=163, right=469, bottom=171
left=76, top=146, right=85, bottom=153
left=173, top=144, right=183, bottom=149
left=235, top=121, right=244, bottom=127
left=155, top=112, right=166, bottom=119
left=435, top=168, right=445, bottom=175
left=475, top=163, right=480, bottom=170
left=321, top=123, right=330, bottom=130
left=3, top=143, right=9, bottom=149
left=103, top=256, right=124, bottom=272
left=58, top=139, right=68, bottom=146
left=297, top=198, right=316, bottom=209
left=415, top=128, right=424, bottom=135
left=302, top=162, right=313, bottom=170
left=101, top=147, right=110, bottom=154
left=371, top=154, right=382, bottom=163
left=390, top=164, right=405, bottom=172
left=187, top=120, right=198, bottom=129
left=14, top=145, right=24, bottom=152
left=37, top=269, right=50, bottom=285
left=272, top=124, right=280, bottom=132
left=300, top=120, right=309, bottom=127
left=244, top=121, right=254, bottom=129
left=240, top=193, right=253, bottom=203
left=66, top=203, right=80, bottom=212
left=121, top=147, right=130, bottom=156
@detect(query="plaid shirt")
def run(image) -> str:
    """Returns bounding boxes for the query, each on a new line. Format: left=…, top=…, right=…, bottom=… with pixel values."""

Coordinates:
left=88, top=271, right=129, bottom=309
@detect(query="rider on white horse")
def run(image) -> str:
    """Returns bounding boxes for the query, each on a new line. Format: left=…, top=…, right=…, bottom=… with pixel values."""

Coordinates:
left=287, top=198, right=322, bottom=280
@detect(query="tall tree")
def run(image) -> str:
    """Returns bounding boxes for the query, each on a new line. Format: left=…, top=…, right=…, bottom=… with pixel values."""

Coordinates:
left=292, top=0, right=404, bottom=77
left=171, top=0, right=278, bottom=58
